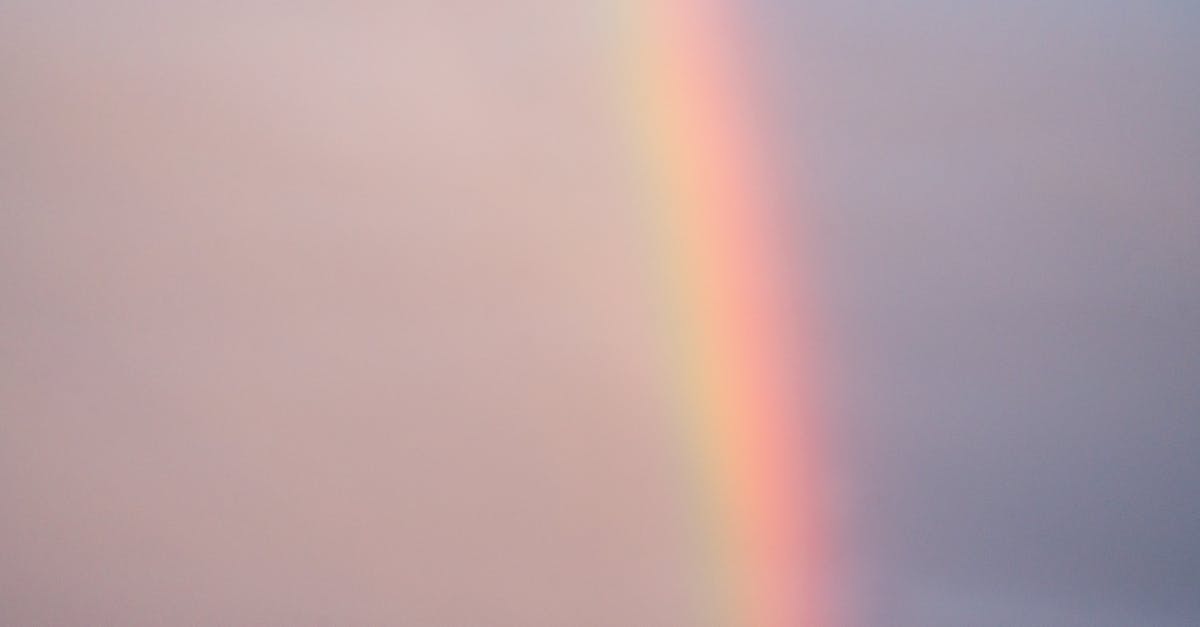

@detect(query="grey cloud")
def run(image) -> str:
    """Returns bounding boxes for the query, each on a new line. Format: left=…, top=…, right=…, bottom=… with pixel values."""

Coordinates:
left=760, top=0, right=1200, bottom=624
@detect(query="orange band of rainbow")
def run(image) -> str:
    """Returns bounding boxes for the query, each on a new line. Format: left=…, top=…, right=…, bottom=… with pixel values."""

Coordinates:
left=616, top=2, right=829, bottom=625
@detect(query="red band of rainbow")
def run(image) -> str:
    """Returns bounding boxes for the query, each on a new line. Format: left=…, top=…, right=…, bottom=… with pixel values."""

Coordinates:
left=615, top=2, right=830, bottom=625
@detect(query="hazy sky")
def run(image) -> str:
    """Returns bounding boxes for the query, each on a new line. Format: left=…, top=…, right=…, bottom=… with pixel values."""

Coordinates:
left=1, top=4, right=699, bottom=624
left=1, top=2, right=1197, bottom=626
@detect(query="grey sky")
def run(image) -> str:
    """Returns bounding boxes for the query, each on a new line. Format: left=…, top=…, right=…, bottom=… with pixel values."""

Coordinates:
left=758, top=1, right=1200, bottom=624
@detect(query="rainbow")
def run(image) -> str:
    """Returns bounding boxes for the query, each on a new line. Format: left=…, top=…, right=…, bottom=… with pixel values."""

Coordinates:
left=614, top=1, right=830, bottom=625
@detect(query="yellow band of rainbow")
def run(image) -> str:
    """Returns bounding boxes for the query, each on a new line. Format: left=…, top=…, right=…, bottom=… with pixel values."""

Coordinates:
left=615, top=2, right=829, bottom=625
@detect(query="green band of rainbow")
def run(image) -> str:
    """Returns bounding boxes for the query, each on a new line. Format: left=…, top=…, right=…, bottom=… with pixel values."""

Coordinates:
left=614, top=2, right=829, bottom=625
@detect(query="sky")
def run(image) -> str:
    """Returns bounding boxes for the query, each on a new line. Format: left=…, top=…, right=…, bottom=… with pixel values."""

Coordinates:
left=1, top=1, right=1198, bottom=625
left=759, top=1, right=1200, bottom=624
